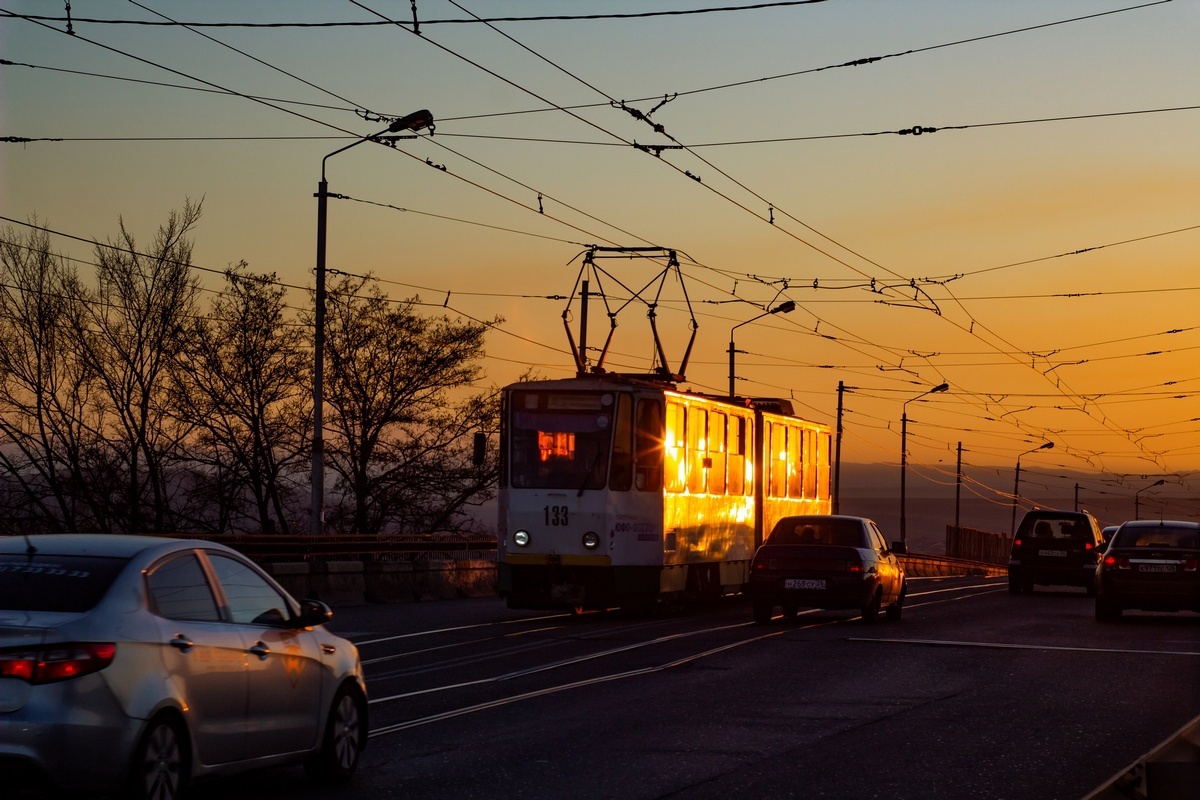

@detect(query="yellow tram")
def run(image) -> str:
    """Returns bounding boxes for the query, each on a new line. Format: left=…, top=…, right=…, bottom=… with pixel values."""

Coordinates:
left=497, top=374, right=831, bottom=611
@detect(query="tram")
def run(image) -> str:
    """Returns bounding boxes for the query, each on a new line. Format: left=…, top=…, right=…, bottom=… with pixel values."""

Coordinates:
left=497, top=374, right=832, bottom=611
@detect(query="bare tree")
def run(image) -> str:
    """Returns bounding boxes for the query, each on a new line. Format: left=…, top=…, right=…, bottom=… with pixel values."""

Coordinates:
left=320, top=274, right=499, bottom=535
left=0, top=220, right=100, bottom=531
left=173, top=262, right=309, bottom=533
left=65, top=200, right=205, bottom=533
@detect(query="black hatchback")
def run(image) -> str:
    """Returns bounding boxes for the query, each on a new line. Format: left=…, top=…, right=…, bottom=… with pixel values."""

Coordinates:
left=1096, top=520, right=1200, bottom=621
left=1007, top=509, right=1106, bottom=595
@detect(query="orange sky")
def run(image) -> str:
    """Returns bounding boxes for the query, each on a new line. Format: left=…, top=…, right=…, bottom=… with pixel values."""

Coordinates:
left=3, top=1, right=1199, bottom=516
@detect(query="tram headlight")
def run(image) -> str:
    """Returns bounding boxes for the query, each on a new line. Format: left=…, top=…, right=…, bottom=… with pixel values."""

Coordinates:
left=582, top=531, right=600, bottom=550
left=513, top=530, right=530, bottom=547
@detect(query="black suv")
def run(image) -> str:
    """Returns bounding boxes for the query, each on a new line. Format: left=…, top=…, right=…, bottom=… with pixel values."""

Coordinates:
left=1008, top=509, right=1106, bottom=595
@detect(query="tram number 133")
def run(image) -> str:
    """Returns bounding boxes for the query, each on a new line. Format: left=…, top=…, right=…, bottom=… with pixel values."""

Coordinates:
left=544, top=506, right=569, bottom=526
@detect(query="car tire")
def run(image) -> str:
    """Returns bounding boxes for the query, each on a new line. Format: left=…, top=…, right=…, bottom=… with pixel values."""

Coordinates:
left=1086, top=580, right=1097, bottom=598
left=1095, top=596, right=1122, bottom=622
left=128, top=714, right=188, bottom=800
left=861, top=589, right=881, bottom=624
left=781, top=602, right=800, bottom=620
left=752, top=599, right=773, bottom=624
left=305, top=683, right=368, bottom=784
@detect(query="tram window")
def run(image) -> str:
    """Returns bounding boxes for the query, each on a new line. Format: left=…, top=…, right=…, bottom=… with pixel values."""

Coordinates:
left=788, top=424, right=803, bottom=498
left=634, top=399, right=663, bottom=492
left=709, top=411, right=727, bottom=495
left=804, top=429, right=818, bottom=498
left=687, top=407, right=707, bottom=494
left=817, top=432, right=831, bottom=500
left=507, top=390, right=613, bottom=490
left=610, top=393, right=633, bottom=492
left=728, top=416, right=746, bottom=496
left=664, top=402, right=686, bottom=494
left=770, top=423, right=788, bottom=498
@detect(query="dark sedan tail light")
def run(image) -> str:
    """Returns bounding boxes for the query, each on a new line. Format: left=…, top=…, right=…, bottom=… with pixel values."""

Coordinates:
left=1102, top=555, right=1130, bottom=570
left=0, top=643, right=116, bottom=684
left=1186, top=558, right=1199, bottom=572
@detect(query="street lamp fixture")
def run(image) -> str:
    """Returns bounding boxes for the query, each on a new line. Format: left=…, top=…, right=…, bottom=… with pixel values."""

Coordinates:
left=1134, top=478, right=1166, bottom=521
left=900, top=382, right=949, bottom=546
left=1011, top=441, right=1055, bottom=534
left=727, top=300, right=795, bottom=398
left=312, top=110, right=434, bottom=536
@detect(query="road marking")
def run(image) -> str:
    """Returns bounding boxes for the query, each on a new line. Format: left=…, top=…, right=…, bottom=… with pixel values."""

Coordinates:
left=846, top=637, right=1200, bottom=657
left=353, top=613, right=568, bottom=646
left=368, top=623, right=816, bottom=737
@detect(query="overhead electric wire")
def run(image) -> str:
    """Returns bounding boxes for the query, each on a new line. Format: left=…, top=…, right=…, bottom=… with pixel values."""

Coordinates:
left=7, top=3, right=1190, bottom=482
left=19, top=1, right=835, bottom=28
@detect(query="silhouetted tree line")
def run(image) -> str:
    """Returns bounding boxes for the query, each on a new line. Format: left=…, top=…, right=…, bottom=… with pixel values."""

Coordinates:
left=0, top=200, right=501, bottom=536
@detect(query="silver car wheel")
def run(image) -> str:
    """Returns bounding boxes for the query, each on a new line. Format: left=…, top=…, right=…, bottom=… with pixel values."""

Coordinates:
left=332, top=691, right=363, bottom=771
left=136, top=718, right=184, bottom=800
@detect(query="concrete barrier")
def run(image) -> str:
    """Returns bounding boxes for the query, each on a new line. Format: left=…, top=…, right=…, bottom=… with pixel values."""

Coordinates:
left=265, top=558, right=498, bottom=606
left=264, top=552, right=998, bottom=607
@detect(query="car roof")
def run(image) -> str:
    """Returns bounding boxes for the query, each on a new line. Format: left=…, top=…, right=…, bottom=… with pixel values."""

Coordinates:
left=0, top=533, right=188, bottom=558
left=1118, top=520, right=1200, bottom=530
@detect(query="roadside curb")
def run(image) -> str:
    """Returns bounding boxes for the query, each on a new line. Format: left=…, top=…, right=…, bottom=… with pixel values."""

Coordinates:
left=1083, top=713, right=1200, bottom=800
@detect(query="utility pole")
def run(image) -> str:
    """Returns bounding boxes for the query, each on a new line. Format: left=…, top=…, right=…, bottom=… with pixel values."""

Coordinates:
left=833, top=381, right=844, bottom=514
left=955, top=441, right=963, bottom=533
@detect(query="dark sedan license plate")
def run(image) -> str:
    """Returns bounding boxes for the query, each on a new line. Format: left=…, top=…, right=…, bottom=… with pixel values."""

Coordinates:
left=1138, top=564, right=1177, bottom=573
left=1039, top=549, right=1067, bottom=557
left=785, top=578, right=826, bottom=590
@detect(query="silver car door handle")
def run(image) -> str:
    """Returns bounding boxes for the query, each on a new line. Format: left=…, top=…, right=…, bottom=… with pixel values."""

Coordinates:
left=169, top=635, right=194, bottom=652
left=248, top=642, right=271, bottom=660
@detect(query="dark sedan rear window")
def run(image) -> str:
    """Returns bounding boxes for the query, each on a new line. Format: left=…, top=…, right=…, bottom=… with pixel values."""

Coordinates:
left=1114, top=527, right=1199, bottom=549
left=768, top=519, right=867, bottom=548
left=0, top=555, right=129, bottom=612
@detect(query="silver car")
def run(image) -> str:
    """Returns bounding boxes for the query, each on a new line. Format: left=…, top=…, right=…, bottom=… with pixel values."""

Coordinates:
left=0, top=534, right=367, bottom=799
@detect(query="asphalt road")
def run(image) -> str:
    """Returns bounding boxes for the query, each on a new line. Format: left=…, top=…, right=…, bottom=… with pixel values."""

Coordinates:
left=177, top=576, right=1200, bottom=800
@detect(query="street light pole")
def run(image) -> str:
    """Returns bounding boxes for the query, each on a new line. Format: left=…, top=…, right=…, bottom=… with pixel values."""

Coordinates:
left=1134, top=478, right=1165, bottom=521
left=899, top=382, right=949, bottom=547
left=1011, top=441, right=1055, bottom=534
left=727, top=300, right=795, bottom=398
left=312, top=110, right=433, bottom=536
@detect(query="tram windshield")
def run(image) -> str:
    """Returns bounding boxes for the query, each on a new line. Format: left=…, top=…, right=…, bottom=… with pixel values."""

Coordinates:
left=509, top=390, right=614, bottom=490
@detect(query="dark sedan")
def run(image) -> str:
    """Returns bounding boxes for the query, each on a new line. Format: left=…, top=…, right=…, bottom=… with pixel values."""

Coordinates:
left=747, top=515, right=907, bottom=624
left=1095, top=520, right=1200, bottom=621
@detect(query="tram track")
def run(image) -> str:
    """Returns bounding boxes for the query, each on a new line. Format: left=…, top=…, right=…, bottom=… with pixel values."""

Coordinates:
left=359, top=578, right=1006, bottom=740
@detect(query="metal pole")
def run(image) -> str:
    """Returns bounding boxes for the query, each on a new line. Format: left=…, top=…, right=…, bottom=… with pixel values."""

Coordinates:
left=1074, top=483, right=1079, bottom=512
left=311, top=178, right=328, bottom=536
left=833, top=381, right=844, bottom=514
left=727, top=337, right=736, bottom=398
left=900, top=410, right=908, bottom=546
left=955, top=441, right=962, bottom=533
left=1011, top=459, right=1021, bottom=536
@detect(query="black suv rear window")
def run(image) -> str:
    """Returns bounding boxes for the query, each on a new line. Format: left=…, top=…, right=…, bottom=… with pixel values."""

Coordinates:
left=1021, top=517, right=1091, bottom=541
left=1114, top=527, right=1199, bottom=549
left=0, top=555, right=129, bottom=612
